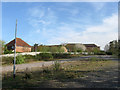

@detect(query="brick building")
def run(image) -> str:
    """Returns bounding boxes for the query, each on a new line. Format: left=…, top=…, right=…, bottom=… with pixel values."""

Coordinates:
left=64, top=43, right=86, bottom=52
left=6, top=38, right=31, bottom=52
left=83, top=44, right=100, bottom=52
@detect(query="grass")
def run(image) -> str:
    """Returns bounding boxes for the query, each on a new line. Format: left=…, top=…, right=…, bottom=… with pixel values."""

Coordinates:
left=2, top=59, right=118, bottom=88
left=61, top=60, right=117, bottom=71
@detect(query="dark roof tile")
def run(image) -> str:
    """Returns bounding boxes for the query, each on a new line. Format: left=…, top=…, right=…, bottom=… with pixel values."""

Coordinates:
left=6, top=38, right=31, bottom=47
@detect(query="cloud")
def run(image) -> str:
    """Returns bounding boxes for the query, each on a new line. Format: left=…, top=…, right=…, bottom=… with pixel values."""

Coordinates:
left=28, top=6, right=57, bottom=28
left=27, top=6, right=118, bottom=50
left=47, top=13, right=118, bottom=50
left=91, top=2, right=106, bottom=11
left=85, top=14, right=117, bottom=33
left=28, top=7, right=45, bottom=18
left=36, top=29, right=40, bottom=33
left=59, top=7, right=79, bottom=16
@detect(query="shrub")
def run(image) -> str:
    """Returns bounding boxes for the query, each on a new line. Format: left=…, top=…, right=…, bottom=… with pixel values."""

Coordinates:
left=24, top=55, right=36, bottom=59
left=23, top=73, right=31, bottom=79
left=36, top=53, right=53, bottom=60
left=4, top=49, right=13, bottom=54
left=52, top=53, right=71, bottom=59
left=77, top=49, right=82, bottom=52
left=2, top=56, right=14, bottom=65
left=16, top=55, right=25, bottom=64
left=42, top=67, right=51, bottom=73
left=53, top=61, right=61, bottom=72
left=97, top=51, right=106, bottom=55
left=106, top=52, right=112, bottom=55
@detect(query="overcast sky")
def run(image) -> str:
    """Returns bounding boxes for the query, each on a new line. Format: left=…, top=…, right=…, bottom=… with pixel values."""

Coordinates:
left=2, top=2, right=118, bottom=50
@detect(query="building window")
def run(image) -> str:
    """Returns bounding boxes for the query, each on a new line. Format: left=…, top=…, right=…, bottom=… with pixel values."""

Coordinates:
left=12, top=46, right=14, bottom=49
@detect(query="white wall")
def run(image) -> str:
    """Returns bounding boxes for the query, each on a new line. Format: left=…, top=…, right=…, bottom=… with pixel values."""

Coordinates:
left=0, top=52, right=41, bottom=57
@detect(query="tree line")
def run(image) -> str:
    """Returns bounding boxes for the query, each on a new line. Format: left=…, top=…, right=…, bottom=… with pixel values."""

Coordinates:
left=104, top=40, right=120, bottom=57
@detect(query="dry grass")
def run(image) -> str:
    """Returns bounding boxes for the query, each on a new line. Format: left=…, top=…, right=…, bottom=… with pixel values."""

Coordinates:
left=2, top=59, right=118, bottom=88
left=61, top=60, right=117, bottom=71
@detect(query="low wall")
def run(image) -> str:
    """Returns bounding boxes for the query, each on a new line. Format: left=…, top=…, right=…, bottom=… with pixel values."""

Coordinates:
left=0, top=52, right=41, bottom=57
left=0, top=52, right=91, bottom=58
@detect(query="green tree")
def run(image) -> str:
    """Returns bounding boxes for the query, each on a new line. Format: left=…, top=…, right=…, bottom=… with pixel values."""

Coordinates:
left=49, top=47, right=58, bottom=53
left=34, top=43, right=38, bottom=52
left=59, top=46, right=65, bottom=53
left=118, top=40, right=120, bottom=58
left=4, top=45, right=13, bottom=54
left=77, top=49, right=83, bottom=52
left=37, top=45, right=49, bottom=53
left=105, top=40, right=118, bottom=56
left=0, top=40, right=5, bottom=54
left=93, top=48, right=100, bottom=55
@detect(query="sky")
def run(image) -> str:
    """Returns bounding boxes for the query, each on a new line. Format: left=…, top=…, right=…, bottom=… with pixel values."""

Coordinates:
left=2, top=2, right=118, bottom=50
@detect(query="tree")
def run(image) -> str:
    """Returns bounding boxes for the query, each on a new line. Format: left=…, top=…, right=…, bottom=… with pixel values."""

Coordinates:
left=49, top=47, right=58, bottom=53
left=93, top=48, right=100, bottom=55
left=77, top=49, right=83, bottom=52
left=34, top=43, right=38, bottom=52
left=58, top=46, right=65, bottom=53
left=104, top=40, right=118, bottom=55
left=104, top=44, right=109, bottom=52
left=0, top=40, right=5, bottom=54
left=37, top=45, right=49, bottom=53
left=118, top=40, right=120, bottom=57
left=4, top=45, right=13, bottom=54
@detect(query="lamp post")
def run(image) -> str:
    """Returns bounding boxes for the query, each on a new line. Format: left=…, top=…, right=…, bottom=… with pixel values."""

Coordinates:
left=13, top=19, right=17, bottom=78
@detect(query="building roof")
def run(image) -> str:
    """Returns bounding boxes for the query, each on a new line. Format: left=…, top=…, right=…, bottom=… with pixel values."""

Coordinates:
left=6, top=38, right=31, bottom=47
left=63, top=43, right=83, bottom=46
left=45, top=45, right=62, bottom=47
left=83, top=44, right=99, bottom=47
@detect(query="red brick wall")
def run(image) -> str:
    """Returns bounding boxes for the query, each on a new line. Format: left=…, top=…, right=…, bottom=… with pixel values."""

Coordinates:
left=16, top=46, right=31, bottom=52
left=86, top=47, right=100, bottom=52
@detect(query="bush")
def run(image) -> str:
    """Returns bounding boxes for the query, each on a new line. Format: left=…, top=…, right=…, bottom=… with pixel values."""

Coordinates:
left=42, top=67, right=51, bottom=73
left=36, top=53, right=53, bottom=60
left=53, top=61, right=61, bottom=72
left=106, top=52, right=112, bottom=55
left=4, top=49, right=13, bottom=54
left=77, top=49, right=82, bottom=52
left=24, top=55, right=36, bottom=59
left=52, top=53, right=71, bottom=59
left=2, top=56, right=14, bottom=65
left=23, top=73, right=31, bottom=79
left=16, top=55, right=25, bottom=64
left=97, top=51, right=106, bottom=55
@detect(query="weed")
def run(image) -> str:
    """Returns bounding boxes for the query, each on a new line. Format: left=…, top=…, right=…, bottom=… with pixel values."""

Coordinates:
left=16, top=54, right=25, bottom=64
left=22, top=68, right=32, bottom=79
left=53, top=61, right=61, bottom=72
left=23, top=73, right=31, bottom=79
left=42, top=67, right=51, bottom=73
left=2, top=56, right=14, bottom=65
